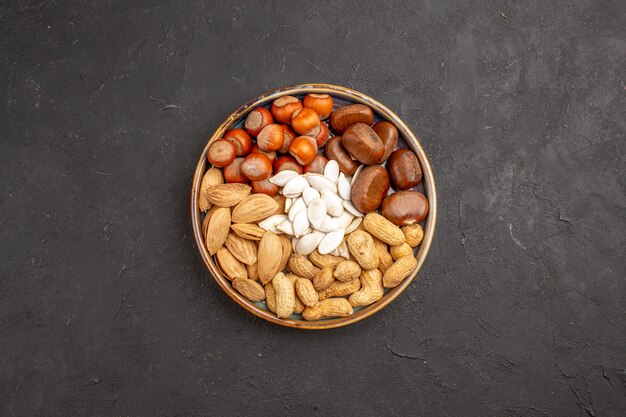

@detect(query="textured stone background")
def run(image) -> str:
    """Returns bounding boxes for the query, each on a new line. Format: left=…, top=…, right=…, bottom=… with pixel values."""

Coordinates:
left=1, top=1, right=625, bottom=416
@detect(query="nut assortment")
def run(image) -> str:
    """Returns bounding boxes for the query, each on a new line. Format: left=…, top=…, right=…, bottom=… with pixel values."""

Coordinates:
left=197, top=93, right=429, bottom=321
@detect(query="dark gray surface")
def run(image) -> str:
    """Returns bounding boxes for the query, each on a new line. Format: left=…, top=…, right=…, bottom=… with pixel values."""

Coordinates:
left=1, top=1, right=625, bottom=416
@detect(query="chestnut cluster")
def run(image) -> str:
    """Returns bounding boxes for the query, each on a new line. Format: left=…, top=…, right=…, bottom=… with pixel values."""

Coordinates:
left=206, top=95, right=428, bottom=226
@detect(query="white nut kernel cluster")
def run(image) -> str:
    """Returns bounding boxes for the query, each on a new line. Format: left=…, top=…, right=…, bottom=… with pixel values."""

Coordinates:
left=258, top=160, right=364, bottom=256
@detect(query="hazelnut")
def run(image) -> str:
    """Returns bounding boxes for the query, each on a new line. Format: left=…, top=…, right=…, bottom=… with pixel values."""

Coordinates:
left=341, top=123, right=384, bottom=165
left=388, top=149, right=422, bottom=190
left=303, top=94, right=334, bottom=119
left=241, top=153, right=273, bottom=181
left=304, top=155, right=328, bottom=174
left=270, top=96, right=302, bottom=124
left=256, top=123, right=284, bottom=152
left=223, top=128, right=252, bottom=157
left=372, top=121, right=398, bottom=163
left=277, top=124, right=297, bottom=153
left=223, top=157, right=249, bottom=184
left=250, top=144, right=276, bottom=163
left=291, top=107, right=320, bottom=135
left=207, top=139, right=236, bottom=167
left=244, top=107, right=273, bottom=137
left=288, top=136, right=318, bottom=165
left=273, top=155, right=303, bottom=174
left=329, top=104, right=374, bottom=133
left=324, top=136, right=359, bottom=175
left=251, top=179, right=279, bottom=197
left=310, top=122, right=330, bottom=147
left=350, top=166, right=390, bottom=213
left=381, top=190, right=429, bottom=226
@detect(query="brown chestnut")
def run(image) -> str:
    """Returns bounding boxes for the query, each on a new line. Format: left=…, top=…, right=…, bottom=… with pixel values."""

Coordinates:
left=329, top=104, right=374, bottom=134
left=381, top=190, right=429, bottom=226
left=244, top=107, right=273, bottom=137
left=223, top=157, right=249, bottom=184
left=350, top=166, right=390, bottom=213
left=251, top=179, right=279, bottom=196
left=388, top=149, right=422, bottom=190
left=304, top=154, right=328, bottom=174
left=372, top=121, right=398, bottom=163
left=341, top=123, right=384, bottom=165
left=273, top=155, right=303, bottom=174
left=324, top=136, right=359, bottom=175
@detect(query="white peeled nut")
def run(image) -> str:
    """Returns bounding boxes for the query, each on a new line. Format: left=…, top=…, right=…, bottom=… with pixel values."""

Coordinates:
left=337, top=174, right=351, bottom=200
left=302, top=187, right=320, bottom=205
left=258, top=214, right=287, bottom=232
left=269, top=170, right=299, bottom=186
left=336, top=210, right=355, bottom=228
left=343, top=200, right=364, bottom=217
left=345, top=217, right=362, bottom=234
left=307, top=198, right=327, bottom=229
left=283, top=176, right=309, bottom=197
left=284, top=197, right=293, bottom=212
left=323, top=160, right=340, bottom=183
left=295, top=231, right=325, bottom=255
left=292, top=209, right=310, bottom=238
left=288, top=197, right=306, bottom=222
left=322, top=191, right=344, bottom=217
left=305, top=173, right=337, bottom=194
left=277, top=219, right=294, bottom=236
left=317, top=215, right=341, bottom=233
left=336, top=240, right=350, bottom=259
left=318, top=230, right=345, bottom=255
left=351, top=165, right=364, bottom=186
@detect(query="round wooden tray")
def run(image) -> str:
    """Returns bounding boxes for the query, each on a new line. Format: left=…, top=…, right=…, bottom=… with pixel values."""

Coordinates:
left=191, top=84, right=437, bottom=329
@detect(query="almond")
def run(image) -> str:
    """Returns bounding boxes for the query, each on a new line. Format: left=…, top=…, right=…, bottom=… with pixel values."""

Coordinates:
left=363, top=213, right=405, bottom=246
left=232, top=277, right=265, bottom=301
left=216, top=246, right=247, bottom=280
left=231, top=194, right=279, bottom=223
left=206, top=207, right=231, bottom=255
left=230, top=223, right=266, bottom=241
left=224, top=233, right=257, bottom=265
left=257, top=232, right=283, bottom=284
left=278, top=235, right=292, bottom=272
left=246, top=262, right=259, bottom=281
left=382, top=255, right=417, bottom=288
left=198, top=167, right=224, bottom=212
left=206, top=183, right=251, bottom=207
